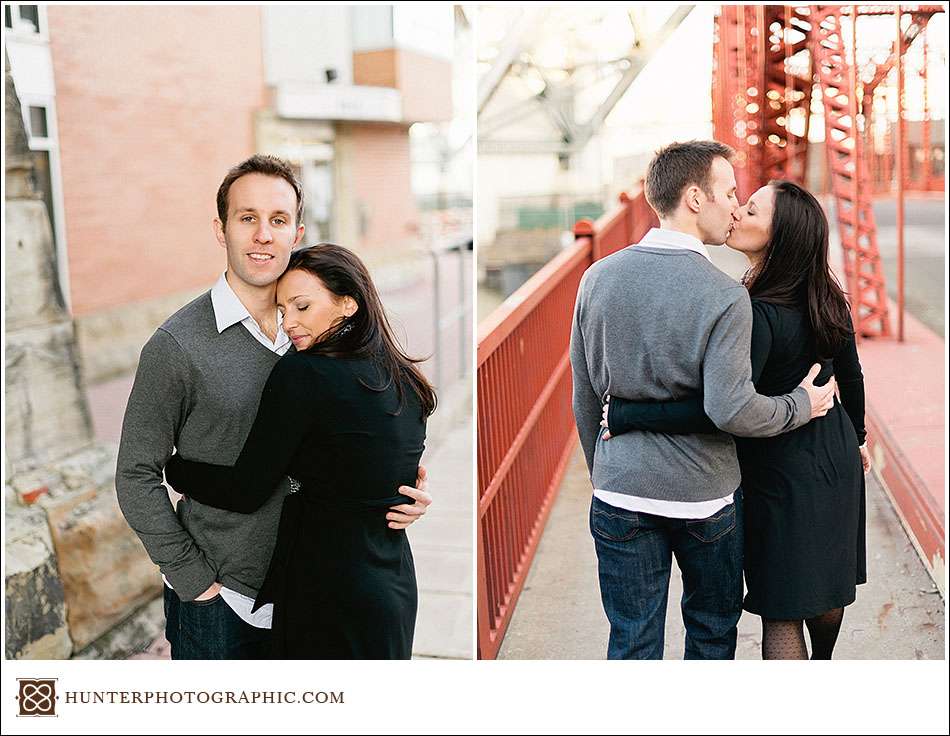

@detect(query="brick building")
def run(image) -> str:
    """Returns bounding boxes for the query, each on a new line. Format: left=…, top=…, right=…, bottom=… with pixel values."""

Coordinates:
left=5, top=3, right=454, bottom=383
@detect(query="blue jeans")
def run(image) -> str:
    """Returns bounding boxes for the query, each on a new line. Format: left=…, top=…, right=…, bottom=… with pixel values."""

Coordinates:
left=163, top=585, right=271, bottom=660
left=589, top=490, right=744, bottom=660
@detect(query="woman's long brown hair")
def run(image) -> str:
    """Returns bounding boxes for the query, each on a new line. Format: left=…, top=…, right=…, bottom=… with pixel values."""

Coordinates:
left=285, top=244, right=437, bottom=418
left=744, top=180, right=854, bottom=358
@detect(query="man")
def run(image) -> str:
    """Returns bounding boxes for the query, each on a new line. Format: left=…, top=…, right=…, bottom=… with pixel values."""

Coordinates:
left=116, top=155, right=431, bottom=659
left=569, top=140, right=835, bottom=660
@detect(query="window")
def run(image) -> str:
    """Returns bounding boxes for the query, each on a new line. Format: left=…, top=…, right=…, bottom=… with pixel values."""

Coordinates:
left=18, top=5, right=39, bottom=32
left=30, top=149, right=57, bottom=259
left=4, top=4, right=43, bottom=35
left=28, top=105, right=48, bottom=139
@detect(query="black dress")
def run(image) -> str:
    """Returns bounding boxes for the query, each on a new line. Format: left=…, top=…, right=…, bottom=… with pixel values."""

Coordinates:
left=607, top=299, right=867, bottom=620
left=164, top=350, right=425, bottom=659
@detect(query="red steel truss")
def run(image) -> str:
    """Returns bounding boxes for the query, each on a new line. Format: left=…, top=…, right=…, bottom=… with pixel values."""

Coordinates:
left=712, top=5, right=943, bottom=339
left=811, top=5, right=890, bottom=337
left=713, top=6, right=814, bottom=194
left=713, top=5, right=767, bottom=198
left=862, top=10, right=941, bottom=193
left=761, top=5, right=814, bottom=183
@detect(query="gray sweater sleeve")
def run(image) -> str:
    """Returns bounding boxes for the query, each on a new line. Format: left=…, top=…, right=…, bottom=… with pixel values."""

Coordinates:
left=702, top=289, right=811, bottom=437
left=115, top=329, right=217, bottom=601
left=570, top=283, right=603, bottom=475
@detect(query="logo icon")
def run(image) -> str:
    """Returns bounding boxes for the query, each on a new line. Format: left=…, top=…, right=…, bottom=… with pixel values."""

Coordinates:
left=17, top=679, right=57, bottom=717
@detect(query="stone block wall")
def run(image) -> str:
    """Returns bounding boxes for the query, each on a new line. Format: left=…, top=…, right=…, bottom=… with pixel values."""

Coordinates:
left=6, top=456, right=167, bottom=660
left=5, top=444, right=163, bottom=658
left=5, top=500, right=73, bottom=660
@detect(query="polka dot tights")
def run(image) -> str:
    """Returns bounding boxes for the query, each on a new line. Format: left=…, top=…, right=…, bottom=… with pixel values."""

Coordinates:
left=761, top=608, right=845, bottom=660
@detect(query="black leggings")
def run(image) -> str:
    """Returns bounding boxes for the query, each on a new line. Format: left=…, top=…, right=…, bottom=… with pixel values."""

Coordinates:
left=761, top=607, right=845, bottom=660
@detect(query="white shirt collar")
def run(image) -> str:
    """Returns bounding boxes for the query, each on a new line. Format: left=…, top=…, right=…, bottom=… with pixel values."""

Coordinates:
left=210, top=272, right=290, bottom=352
left=638, top=227, right=711, bottom=261
left=210, top=272, right=252, bottom=333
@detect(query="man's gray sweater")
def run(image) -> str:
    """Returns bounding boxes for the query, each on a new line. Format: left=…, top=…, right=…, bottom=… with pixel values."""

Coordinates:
left=570, top=244, right=812, bottom=503
left=116, top=293, right=289, bottom=601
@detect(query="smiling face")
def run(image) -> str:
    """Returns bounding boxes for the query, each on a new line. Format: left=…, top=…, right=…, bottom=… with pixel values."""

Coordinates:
left=694, top=156, right=740, bottom=245
left=726, top=184, right=776, bottom=258
left=213, top=173, right=305, bottom=290
left=276, top=268, right=358, bottom=351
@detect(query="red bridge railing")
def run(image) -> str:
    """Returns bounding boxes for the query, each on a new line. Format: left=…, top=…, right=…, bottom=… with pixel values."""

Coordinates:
left=476, top=188, right=657, bottom=659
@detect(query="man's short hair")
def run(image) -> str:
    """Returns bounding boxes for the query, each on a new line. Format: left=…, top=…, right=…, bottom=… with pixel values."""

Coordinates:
left=644, top=140, right=734, bottom=219
left=216, top=154, right=304, bottom=226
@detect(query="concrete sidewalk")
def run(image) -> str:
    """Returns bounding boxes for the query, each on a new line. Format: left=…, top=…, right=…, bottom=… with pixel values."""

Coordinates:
left=407, top=406, right=474, bottom=659
left=498, top=444, right=944, bottom=660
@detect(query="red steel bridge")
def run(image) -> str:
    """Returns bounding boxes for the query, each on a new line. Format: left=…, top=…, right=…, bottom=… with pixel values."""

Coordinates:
left=477, top=5, right=945, bottom=659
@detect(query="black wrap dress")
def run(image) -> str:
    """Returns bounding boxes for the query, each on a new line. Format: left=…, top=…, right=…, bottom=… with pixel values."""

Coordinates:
left=164, top=350, right=425, bottom=658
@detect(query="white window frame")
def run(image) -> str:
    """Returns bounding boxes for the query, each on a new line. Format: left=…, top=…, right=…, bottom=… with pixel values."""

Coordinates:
left=4, top=3, right=49, bottom=42
left=19, top=92, right=71, bottom=311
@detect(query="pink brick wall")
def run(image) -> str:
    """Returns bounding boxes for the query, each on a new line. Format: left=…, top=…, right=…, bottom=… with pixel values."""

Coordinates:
left=346, top=123, right=419, bottom=251
left=47, top=6, right=266, bottom=317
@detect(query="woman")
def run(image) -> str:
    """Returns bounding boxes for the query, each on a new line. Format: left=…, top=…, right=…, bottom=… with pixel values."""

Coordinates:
left=163, top=244, right=436, bottom=659
left=603, top=181, right=869, bottom=660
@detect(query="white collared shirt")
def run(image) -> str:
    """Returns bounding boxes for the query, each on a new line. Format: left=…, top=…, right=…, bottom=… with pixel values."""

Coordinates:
left=164, top=272, right=289, bottom=629
left=636, top=226, right=712, bottom=261
left=210, top=271, right=291, bottom=355
left=593, top=227, right=734, bottom=520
